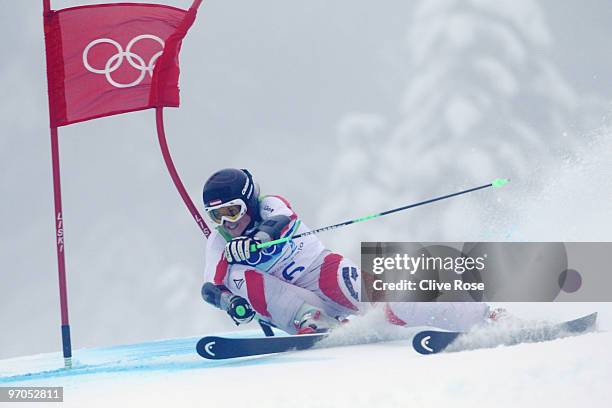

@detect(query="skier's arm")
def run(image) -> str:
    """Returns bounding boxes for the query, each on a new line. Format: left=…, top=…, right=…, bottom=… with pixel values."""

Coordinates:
left=202, top=234, right=255, bottom=325
left=224, top=195, right=298, bottom=264
left=225, top=215, right=292, bottom=264
left=253, top=214, right=295, bottom=242
left=224, top=217, right=293, bottom=263
left=256, top=195, right=299, bottom=242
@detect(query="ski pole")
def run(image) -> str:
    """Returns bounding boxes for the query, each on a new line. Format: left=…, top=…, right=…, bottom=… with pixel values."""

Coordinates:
left=251, top=178, right=510, bottom=251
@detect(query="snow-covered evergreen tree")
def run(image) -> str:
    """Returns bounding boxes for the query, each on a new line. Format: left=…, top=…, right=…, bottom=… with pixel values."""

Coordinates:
left=321, top=0, right=606, bottom=255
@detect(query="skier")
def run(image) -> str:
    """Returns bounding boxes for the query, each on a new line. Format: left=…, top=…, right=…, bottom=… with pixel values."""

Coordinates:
left=201, top=168, right=359, bottom=334
left=201, top=168, right=496, bottom=335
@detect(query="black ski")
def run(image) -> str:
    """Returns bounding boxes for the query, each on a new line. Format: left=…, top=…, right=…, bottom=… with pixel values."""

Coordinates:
left=197, top=312, right=597, bottom=360
left=412, top=312, right=597, bottom=355
left=196, top=332, right=327, bottom=360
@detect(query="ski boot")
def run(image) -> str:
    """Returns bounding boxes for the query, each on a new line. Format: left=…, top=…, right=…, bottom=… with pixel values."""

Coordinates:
left=294, top=304, right=339, bottom=334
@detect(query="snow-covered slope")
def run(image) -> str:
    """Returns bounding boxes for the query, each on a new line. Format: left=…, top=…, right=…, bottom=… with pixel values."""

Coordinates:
left=1, top=319, right=610, bottom=408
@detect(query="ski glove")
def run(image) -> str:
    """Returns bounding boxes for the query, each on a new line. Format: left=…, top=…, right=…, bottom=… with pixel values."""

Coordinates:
left=225, top=295, right=256, bottom=325
left=201, top=282, right=256, bottom=325
left=224, top=236, right=260, bottom=264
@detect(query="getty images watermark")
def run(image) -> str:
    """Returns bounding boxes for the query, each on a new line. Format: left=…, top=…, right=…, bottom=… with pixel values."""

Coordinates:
left=361, top=242, right=612, bottom=302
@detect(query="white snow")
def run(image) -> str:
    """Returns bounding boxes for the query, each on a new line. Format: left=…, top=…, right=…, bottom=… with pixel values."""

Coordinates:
left=1, top=311, right=610, bottom=407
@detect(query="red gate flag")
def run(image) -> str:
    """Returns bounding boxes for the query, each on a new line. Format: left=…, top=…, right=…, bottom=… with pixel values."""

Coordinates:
left=44, top=2, right=201, bottom=127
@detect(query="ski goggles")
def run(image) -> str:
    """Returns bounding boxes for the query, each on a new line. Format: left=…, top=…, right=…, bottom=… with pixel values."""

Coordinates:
left=204, top=199, right=248, bottom=225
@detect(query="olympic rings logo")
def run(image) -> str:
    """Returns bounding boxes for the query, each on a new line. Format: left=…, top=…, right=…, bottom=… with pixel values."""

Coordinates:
left=82, top=35, right=165, bottom=88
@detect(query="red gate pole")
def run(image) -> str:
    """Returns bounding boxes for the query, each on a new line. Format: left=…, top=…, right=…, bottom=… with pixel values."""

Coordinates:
left=44, top=0, right=72, bottom=369
left=156, top=107, right=211, bottom=238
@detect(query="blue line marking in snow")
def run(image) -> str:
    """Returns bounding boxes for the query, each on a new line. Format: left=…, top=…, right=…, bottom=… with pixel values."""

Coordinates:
left=0, top=330, right=313, bottom=385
